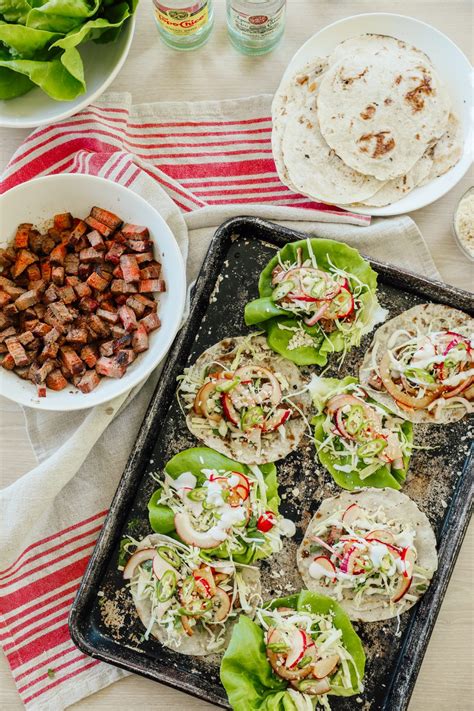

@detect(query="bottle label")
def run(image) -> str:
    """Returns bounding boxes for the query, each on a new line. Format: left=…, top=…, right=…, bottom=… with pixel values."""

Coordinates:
left=230, top=5, right=285, bottom=39
left=154, top=2, right=209, bottom=36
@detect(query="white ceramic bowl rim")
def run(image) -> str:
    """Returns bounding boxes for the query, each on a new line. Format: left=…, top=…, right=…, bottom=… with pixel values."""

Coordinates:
left=0, top=174, right=186, bottom=411
left=280, top=13, right=474, bottom=217
left=0, top=16, right=135, bottom=130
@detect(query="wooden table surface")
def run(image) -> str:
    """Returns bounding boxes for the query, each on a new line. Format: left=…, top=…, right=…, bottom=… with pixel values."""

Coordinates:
left=0, top=1, right=472, bottom=709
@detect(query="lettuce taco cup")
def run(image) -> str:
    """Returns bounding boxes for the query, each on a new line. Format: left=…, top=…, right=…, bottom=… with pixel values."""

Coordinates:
left=148, top=447, right=295, bottom=565
left=311, top=376, right=413, bottom=490
left=244, top=238, right=384, bottom=366
left=220, top=590, right=365, bottom=710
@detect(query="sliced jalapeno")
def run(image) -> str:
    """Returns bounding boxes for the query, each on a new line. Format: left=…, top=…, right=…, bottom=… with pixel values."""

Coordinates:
left=272, top=279, right=294, bottom=302
left=241, top=406, right=264, bottom=432
left=345, top=405, right=365, bottom=436
left=187, top=487, right=207, bottom=502
left=357, top=438, right=387, bottom=458
left=157, top=545, right=181, bottom=569
left=267, top=642, right=290, bottom=653
left=156, top=569, right=177, bottom=602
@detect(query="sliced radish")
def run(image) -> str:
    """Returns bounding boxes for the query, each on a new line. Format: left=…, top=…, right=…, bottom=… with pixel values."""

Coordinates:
left=234, top=365, right=282, bottom=406
left=340, top=546, right=366, bottom=575
left=193, top=566, right=217, bottom=598
left=123, top=548, right=156, bottom=580
left=174, top=512, right=223, bottom=549
left=266, top=628, right=315, bottom=681
left=194, top=381, right=221, bottom=422
left=366, top=529, right=395, bottom=545
left=211, top=587, right=232, bottom=622
left=312, top=654, right=340, bottom=679
left=152, top=553, right=176, bottom=580
left=309, top=556, right=337, bottom=582
left=263, top=408, right=292, bottom=432
left=286, top=629, right=309, bottom=669
left=342, top=503, right=363, bottom=527
left=392, top=574, right=412, bottom=603
left=221, top=392, right=239, bottom=424
left=304, top=302, right=329, bottom=326
left=400, top=547, right=417, bottom=578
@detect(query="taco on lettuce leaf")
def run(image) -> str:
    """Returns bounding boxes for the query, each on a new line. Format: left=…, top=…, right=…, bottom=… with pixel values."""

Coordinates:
left=244, top=238, right=385, bottom=366
left=220, top=590, right=365, bottom=710
left=148, top=447, right=295, bottom=565
left=310, top=376, right=413, bottom=490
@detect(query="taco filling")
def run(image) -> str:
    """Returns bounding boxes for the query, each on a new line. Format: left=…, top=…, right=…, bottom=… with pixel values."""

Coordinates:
left=311, top=377, right=413, bottom=490
left=367, top=328, right=473, bottom=415
left=298, top=491, right=437, bottom=621
left=148, top=447, right=295, bottom=564
left=220, top=590, right=365, bottom=710
left=244, top=238, right=384, bottom=366
left=261, top=607, right=361, bottom=703
left=179, top=336, right=311, bottom=464
left=121, top=534, right=260, bottom=654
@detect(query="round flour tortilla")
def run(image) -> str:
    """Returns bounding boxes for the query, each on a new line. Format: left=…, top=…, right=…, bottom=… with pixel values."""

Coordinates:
left=421, top=113, right=463, bottom=183
left=355, top=151, right=433, bottom=207
left=297, top=489, right=438, bottom=622
left=184, top=336, right=312, bottom=464
left=281, top=105, right=384, bottom=204
left=359, top=303, right=474, bottom=423
left=317, top=47, right=451, bottom=180
left=326, top=33, right=433, bottom=69
left=131, top=535, right=261, bottom=655
left=272, top=59, right=328, bottom=195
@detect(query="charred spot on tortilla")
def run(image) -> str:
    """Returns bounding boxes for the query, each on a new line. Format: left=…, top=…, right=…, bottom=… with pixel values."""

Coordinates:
left=405, top=73, right=434, bottom=112
left=358, top=131, right=396, bottom=158
left=360, top=105, right=377, bottom=120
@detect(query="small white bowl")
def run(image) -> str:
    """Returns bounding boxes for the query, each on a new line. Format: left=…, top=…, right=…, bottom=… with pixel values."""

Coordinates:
left=0, top=17, right=135, bottom=129
left=452, top=186, right=474, bottom=262
left=0, top=174, right=186, bottom=411
left=280, top=13, right=473, bottom=216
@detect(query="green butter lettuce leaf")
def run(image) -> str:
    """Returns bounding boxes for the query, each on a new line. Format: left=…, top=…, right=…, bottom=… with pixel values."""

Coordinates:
left=220, top=616, right=290, bottom=711
left=0, top=0, right=32, bottom=24
left=148, top=447, right=280, bottom=564
left=244, top=238, right=379, bottom=366
left=0, top=22, right=61, bottom=57
left=312, top=376, right=413, bottom=490
left=0, top=54, right=84, bottom=99
left=0, top=0, right=137, bottom=100
left=51, top=3, right=131, bottom=49
left=221, top=591, right=365, bottom=710
left=0, top=65, right=34, bottom=97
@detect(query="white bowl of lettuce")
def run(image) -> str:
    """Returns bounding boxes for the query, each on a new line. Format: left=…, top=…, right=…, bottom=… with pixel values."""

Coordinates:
left=0, top=0, right=136, bottom=129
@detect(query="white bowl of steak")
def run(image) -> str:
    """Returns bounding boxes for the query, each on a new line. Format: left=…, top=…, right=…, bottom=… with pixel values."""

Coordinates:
left=0, top=174, right=186, bottom=411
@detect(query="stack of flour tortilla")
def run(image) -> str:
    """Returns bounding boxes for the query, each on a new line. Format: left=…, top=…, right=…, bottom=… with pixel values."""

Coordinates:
left=272, top=34, right=463, bottom=208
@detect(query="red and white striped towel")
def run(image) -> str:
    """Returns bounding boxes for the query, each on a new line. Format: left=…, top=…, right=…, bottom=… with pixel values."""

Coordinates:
left=0, top=92, right=438, bottom=711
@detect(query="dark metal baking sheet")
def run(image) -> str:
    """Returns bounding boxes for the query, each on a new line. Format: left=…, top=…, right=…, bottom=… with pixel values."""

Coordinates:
left=69, top=216, right=473, bottom=710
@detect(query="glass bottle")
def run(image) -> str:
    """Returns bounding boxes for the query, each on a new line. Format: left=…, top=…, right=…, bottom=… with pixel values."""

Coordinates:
left=226, top=0, right=286, bottom=56
left=152, top=0, right=214, bottom=51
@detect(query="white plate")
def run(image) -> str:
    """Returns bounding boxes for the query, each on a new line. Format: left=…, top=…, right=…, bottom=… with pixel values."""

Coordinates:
left=0, top=17, right=135, bottom=130
left=280, top=13, right=473, bottom=216
left=0, top=174, right=186, bottom=411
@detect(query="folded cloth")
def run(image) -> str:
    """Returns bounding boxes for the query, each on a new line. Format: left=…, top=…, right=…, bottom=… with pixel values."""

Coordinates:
left=0, top=92, right=440, bottom=711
